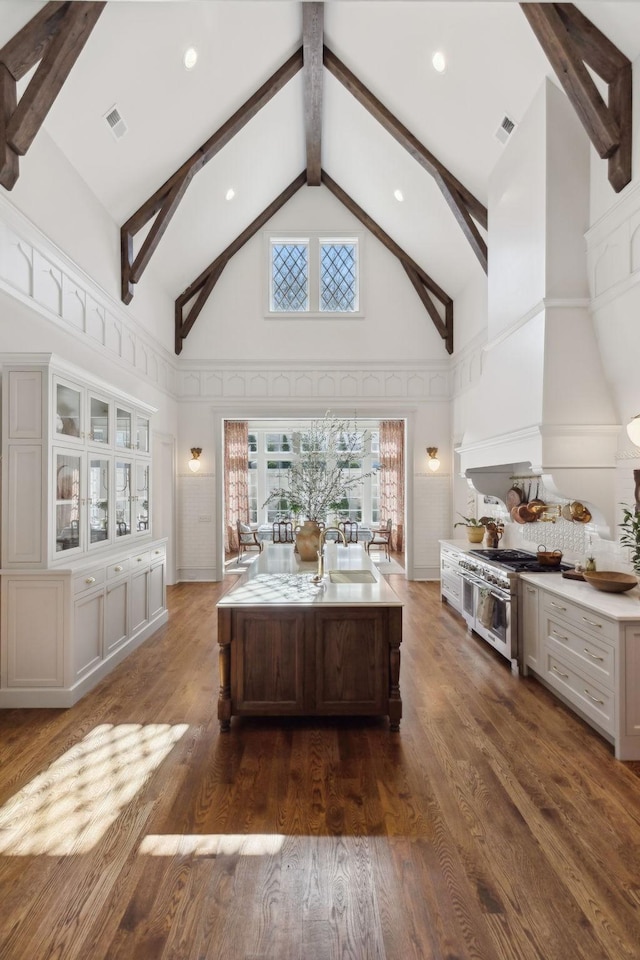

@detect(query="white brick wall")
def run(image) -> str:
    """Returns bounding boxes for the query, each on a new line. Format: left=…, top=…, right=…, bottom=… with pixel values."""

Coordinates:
left=177, top=473, right=216, bottom=580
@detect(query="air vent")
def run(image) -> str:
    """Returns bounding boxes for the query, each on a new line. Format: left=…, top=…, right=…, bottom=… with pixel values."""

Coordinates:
left=494, top=114, right=516, bottom=144
left=103, top=105, right=128, bottom=141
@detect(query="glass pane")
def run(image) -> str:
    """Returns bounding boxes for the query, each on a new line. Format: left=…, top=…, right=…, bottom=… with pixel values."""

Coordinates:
left=271, top=243, right=308, bottom=311
left=116, top=408, right=132, bottom=450
left=135, top=462, right=149, bottom=531
left=320, top=242, right=357, bottom=312
left=115, top=461, right=132, bottom=537
left=89, top=458, right=109, bottom=544
left=56, top=383, right=82, bottom=439
left=55, top=453, right=81, bottom=552
left=136, top=416, right=150, bottom=454
left=89, top=396, right=109, bottom=445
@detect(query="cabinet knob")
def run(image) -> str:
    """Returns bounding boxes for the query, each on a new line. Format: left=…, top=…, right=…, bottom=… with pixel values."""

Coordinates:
left=137, top=557, right=143, bottom=562
left=114, top=565, right=123, bottom=572
left=154, top=550, right=161, bottom=555
left=85, top=576, right=96, bottom=584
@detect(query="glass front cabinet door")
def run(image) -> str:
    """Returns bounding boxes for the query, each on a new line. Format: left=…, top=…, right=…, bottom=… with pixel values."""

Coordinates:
left=136, top=415, right=150, bottom=455
left=88, top=393, right=110, bottom=446
left=55, top=450, right=83, bottom=554
left=135, top=462, right=150, bottom=532
left=55, top=378, right=83, bottom=442
left=88, top=457, right=110, bottom=547
left=116, top=406, right=133, bottom=452
left=115, top=460, right=132, bottom=538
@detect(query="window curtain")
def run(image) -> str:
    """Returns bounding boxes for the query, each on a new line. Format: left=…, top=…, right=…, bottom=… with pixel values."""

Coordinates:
left=224, top=420, right=249, bottom=553
left=379, top=420, right=405, bottom=552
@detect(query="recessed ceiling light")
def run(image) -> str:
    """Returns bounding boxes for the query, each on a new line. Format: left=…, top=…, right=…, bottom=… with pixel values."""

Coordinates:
left=432, top=51, right=446, bottom=74
left=393, top=189, right=404, bottom=202
left=183, top=47, right=198, bottom=71
left=225, top=188, right=236, bottom=201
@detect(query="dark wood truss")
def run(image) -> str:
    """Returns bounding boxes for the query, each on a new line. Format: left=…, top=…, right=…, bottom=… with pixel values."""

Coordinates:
left=175, top=171, right=454, bottom=356
left=122, top=48, right=304, bottom=303
left=321, top=171, right=453, bottom=354
left=303, top=2, right=324, bottom=185
left=521, top=2, right=631, bottom=192
left=175, top=173, right=307, bottom=355
left=323, top=45, right=488, bottom=273
left=0, top=1, right=105, bottom=190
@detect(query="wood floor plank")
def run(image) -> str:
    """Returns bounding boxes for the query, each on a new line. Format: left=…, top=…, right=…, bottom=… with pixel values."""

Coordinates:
left=1, top=577, right=640, bottom=959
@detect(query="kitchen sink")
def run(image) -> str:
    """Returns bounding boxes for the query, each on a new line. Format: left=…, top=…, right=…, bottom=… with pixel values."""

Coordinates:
left=328, top=569, right=376, bottom=584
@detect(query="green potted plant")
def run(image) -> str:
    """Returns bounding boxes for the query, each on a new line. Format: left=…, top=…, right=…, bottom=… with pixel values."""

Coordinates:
left=619, top=504, right=640, bottom=576
left=454, top=513, right=489, bottom=543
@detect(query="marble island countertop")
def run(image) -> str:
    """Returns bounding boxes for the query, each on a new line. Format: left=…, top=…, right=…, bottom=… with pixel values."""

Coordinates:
left=519, top=571, right=640, bottom=621
left=219, top=543, right=402, bottom=607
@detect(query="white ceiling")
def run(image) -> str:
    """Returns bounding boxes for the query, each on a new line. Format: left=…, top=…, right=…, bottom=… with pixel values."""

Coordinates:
left=2, top=1, right=640, bottom=307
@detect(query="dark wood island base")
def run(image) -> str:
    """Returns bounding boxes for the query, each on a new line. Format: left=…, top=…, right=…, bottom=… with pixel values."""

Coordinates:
left=217, top=603, right=402, bottom=731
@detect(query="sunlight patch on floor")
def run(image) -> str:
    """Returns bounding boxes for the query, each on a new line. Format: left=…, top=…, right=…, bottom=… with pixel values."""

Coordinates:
left=0, top=723, right=188, bottom=855
left=139, top=834, right=285, bottom=856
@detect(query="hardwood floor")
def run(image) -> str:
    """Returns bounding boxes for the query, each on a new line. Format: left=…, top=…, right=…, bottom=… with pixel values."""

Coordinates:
left=1, top=574, right=639, bottom=960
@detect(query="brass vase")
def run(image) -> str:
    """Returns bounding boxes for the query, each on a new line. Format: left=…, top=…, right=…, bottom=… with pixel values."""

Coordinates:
left=295, top=520, right=322, bottom=561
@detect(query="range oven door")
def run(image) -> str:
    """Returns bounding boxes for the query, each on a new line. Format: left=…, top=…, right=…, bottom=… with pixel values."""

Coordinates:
left=474, top=584, right=514, bottom=661
left=460, top=573, right=481, bottom=630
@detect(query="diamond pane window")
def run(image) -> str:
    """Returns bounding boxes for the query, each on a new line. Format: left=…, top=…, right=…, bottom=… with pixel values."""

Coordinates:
left=271, top=243, right=308, bottom=311
left=320, top=242, right=357, bottom=312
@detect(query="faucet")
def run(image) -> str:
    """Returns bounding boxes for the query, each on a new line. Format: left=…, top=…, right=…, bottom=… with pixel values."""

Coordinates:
left=312, top=526, right=347, bottom=582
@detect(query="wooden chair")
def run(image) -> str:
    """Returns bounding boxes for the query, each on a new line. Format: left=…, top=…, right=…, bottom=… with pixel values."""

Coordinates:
left=237, top=519, right=263, bottom=560
left=338, top=520, right=359, bottom=543
left=366, top=518, right=392, bottom=560
left=272, top=520, right=294, bottom=543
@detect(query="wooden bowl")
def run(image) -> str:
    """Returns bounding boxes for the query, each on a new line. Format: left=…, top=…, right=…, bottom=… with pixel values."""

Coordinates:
left=582, top=571, right=638, bottom=593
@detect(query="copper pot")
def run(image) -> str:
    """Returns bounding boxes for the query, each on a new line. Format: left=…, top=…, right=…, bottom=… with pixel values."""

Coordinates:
left=537, top=545, right=563, bottom=567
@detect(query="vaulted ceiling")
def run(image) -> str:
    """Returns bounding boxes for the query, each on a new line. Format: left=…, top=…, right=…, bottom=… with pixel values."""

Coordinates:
left=1, top=1, right=639, bottom=354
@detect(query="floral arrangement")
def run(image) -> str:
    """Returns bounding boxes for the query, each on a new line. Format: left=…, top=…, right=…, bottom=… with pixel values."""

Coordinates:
left=263, top=412, right=374, bottom=521
left=619, top=504, right=640, bottom=574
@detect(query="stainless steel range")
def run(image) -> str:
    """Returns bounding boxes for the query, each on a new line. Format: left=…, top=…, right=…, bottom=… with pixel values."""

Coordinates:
left=455, top=548, right=573, bottom=670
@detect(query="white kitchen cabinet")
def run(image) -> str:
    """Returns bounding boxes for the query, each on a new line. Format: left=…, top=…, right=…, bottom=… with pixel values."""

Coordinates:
left=0, top=353, right=167, bottom=708
left=440, top=543, right=463, bottom=614
left=520, top=582, right=540, bottom=674
left=521, top=575, right=640, bottom=761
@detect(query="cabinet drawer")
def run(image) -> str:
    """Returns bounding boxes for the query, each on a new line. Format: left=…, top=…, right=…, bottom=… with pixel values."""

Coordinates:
left=543, top=648, right=614, bottom=734
left=107, top=558, right=130, bottom=580
left=73, top=568, right=105, bottom=596
left=131, top=550, right=151, bottom=569
left=541, top=593, right=617, bottom=643
left=150, top=544, right=166, bottom=562
left=544, top=615, right=614, bottom=689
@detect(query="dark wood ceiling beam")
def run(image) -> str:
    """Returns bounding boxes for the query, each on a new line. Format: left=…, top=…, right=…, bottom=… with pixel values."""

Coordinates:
left=175, top=172, right=307, bottom=354
left=323, top=45, right=488, bottom=235
left=0, top=2, right=68, bottom=81
left=122, top=47, right=304, bottom=303
left=521, top=2, right=631, bottom=192
left=129, top=169, right=194, bottom=285
left=0, top=64, right=18, bottom=191
left=321, top=170, right=453, bottom=354
left=0, top=1, right=104, bottom=189
left=4, top=2, right=105, bottom=157
left=303, top=2, right=324, bottom=185
left=434, top=172, right=487, bottom=274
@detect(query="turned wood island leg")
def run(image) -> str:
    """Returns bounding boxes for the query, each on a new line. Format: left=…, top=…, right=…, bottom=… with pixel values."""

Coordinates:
left=217, top=607, right=232, bottom=732
left=388, top=606, right=403, bottom=731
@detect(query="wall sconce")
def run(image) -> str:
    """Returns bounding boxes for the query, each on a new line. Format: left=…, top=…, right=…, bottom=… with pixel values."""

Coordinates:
left=627, top=415, right=640, bottom=447
left=188, top=447, right=202, bottom=472
left=426, top=447, right=441, bottom=472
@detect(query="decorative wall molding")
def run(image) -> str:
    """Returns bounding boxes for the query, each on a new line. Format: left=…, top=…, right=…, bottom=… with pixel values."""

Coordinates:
left=586, top=178, right=640, bottom=307
left=177, top=359, right=451, bottom=403
left=0, top=194, right=178, bottom=397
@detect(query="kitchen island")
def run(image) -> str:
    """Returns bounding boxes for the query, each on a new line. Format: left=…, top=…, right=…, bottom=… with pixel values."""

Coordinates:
left=216, top=543, right=403, bottom=731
